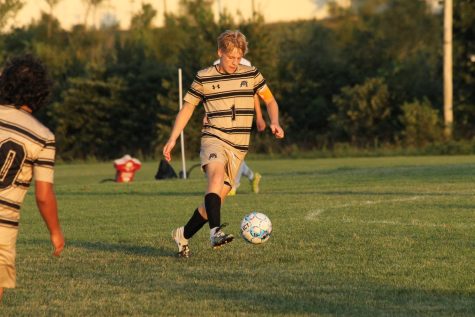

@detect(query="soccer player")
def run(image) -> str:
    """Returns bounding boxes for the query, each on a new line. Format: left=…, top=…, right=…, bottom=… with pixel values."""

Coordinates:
left=163, top=30, right=284, bottom=257
left=0, top=55, right=65, bottom=301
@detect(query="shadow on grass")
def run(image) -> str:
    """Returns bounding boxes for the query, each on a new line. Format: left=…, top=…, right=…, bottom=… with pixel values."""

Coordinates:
left=55, top=191, right=204, bottom=197
left=180, top=279, right=474, bottom=316
left=67, top=240, right=173, bottom=257
left=20, top=238, right=174, bottom=257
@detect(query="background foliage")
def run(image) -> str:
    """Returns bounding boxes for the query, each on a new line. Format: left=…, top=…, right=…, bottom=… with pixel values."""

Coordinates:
left=0, top=0, right=474, bottom=160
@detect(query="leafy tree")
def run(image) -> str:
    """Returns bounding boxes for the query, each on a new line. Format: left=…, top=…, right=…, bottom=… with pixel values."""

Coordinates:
left=44, top=0, right=62, bottom=37
left=238, top=13, right=275, bottom=79
left=1, top=27, right=34, bottom=57
left=275, top=22, right=345, bottom=146
left=82, top=0, right=105, bottom=29
left=453, top=0, right=475, bottom=138
left=152, top=0, right=222, bottom=157
left=107, top=3, right=177, bottom=158
left=53, top=70, right=128, bottom=160
left=130, top=3, right=156, bottom=30
left=399, top=98, right=442, bottom=147
left=0, top=0, right=23, bottom=30
left=330, top=77, right=392, bottom=146
left=176, top=0, right=218, bottom=76
left=325, top=0, right=442, bottom=145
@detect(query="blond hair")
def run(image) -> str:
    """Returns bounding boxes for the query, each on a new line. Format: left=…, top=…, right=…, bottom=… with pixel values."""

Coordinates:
left=217, top=30, right=248, bottom=55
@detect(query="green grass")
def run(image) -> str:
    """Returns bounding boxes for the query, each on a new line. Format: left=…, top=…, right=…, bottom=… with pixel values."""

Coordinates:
left=2, top=156, right=474, bottom=316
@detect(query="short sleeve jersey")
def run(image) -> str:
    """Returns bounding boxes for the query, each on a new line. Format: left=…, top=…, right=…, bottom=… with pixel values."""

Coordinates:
left=0, top=105, right=55, bottom=228
left=183, top=64, right=267, bottom=153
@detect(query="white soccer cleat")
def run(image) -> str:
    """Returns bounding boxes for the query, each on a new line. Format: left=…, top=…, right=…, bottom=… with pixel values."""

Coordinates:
left=172, top=227, right=190, bottom=258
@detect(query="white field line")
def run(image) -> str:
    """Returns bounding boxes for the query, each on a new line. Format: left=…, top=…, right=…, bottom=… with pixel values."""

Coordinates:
left=305, top=195, right=475, bottom=228
left=305, top=196, right=422, bottom=220
left=305, top=209, right=325, bottom=220
left=349, top=218, right=475, bottom=229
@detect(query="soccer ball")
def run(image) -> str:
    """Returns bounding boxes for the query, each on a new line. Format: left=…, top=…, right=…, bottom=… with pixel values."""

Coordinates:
left=240, top=211, right=272, bottom=244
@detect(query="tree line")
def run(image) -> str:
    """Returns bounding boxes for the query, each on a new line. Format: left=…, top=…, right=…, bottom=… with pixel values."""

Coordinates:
left=0, top=0, right=473, bottom=160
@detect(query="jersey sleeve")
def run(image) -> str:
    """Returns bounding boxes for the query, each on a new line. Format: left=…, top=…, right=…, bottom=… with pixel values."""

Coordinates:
left=183, top=74, right=204, bottom=107
left=33, top=137, right=55, bottom=183
left=253, top=68, right=267, bottom=94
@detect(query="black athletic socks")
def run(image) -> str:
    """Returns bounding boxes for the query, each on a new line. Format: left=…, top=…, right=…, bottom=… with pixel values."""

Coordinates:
left=182, top=193, right=221, bottom=239
left=183, top=208, right=207, bottom=239
left=205, top=193, right=221, bottom=229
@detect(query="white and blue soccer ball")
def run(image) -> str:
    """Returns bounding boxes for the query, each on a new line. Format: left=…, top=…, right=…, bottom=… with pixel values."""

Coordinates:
left=240, top=212, right=272, bottom=244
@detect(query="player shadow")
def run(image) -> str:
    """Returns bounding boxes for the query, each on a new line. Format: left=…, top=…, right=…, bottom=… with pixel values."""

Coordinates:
left=67, top=240, right=173, bottom=257
left=56, top=191, right=204, bottom=197
left=19, top=238, right=175, bottom=257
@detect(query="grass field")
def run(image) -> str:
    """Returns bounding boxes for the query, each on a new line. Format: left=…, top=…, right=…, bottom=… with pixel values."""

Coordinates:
left=1, top=156, right=474, bottom=316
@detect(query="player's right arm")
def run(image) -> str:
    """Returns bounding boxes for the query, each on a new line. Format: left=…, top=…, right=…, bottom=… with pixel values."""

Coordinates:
left=163, top=101, right=196, bottom=161
left=35, top=180, right=64, bottom=257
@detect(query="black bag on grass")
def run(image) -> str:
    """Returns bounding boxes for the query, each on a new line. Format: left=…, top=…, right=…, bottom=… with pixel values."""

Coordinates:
left=155, top=159, right=178, bottom=180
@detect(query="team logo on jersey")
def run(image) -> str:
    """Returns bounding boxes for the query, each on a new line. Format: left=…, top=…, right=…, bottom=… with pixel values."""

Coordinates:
left=209, top=153, right=217, bottom=160
left=212, top=84, right=220, bottom=90
left=240, top=81, right=248, bottom=87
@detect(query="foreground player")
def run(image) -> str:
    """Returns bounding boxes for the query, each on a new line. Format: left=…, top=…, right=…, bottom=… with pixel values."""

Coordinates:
left=0, top=55, right=65, bottom=301
left=163, top=30, right=284, bottom=257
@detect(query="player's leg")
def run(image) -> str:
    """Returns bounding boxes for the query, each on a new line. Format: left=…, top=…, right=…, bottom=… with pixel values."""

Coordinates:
left=204, top=161, right=234, bottom=248
left=240, top=161, right=254, bottom=181
left=174, top=178, right=232, bottom=256
left=0, top=227, right=17, bottom=298
left=172, top=204, right=208, bottom=258
left=172, top=139, right=230, bottom=255
left=182, top=178, right=230, bottom=241
left=220, top=183, right=233, bottom=201
left=204, top=161, right=225, bottom=230
left=251, top=172, right=261, bottom=194
left=228, top=162, right=245, bottom=196
left=234, top=162, right=245, bottom=189
left=241, top=161, right=261, bottom=193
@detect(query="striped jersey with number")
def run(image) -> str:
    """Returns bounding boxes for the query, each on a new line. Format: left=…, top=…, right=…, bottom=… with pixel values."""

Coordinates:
left=184, top=65, right=267, bottom=152
left=0, top=105, right=55, bottom=228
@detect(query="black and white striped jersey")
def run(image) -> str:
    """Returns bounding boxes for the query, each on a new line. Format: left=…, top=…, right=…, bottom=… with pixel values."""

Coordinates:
left=0, top=105, right=55, bottom=228
left=184, top=64, right=267, bottom=153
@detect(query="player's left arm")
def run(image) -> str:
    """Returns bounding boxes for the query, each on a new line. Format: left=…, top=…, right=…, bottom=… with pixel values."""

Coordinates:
left=253, top=95, right=266, bottom=132
left=257, top=86, right=284, bottom=139
left=35, top=180, right=65, bottom=257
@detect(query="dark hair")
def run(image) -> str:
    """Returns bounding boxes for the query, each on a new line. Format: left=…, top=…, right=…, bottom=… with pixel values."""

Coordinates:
left=0, top=54, right=52, bottom=112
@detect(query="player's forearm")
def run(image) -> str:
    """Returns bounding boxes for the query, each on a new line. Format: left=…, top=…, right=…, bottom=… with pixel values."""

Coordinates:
left=35, top=185, right=62, bottom=234
left=168, top=103, right=195, bottom=142
left=38, top=202, right=62, bottom=234
left=265, top=100, right=280, bottom=125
